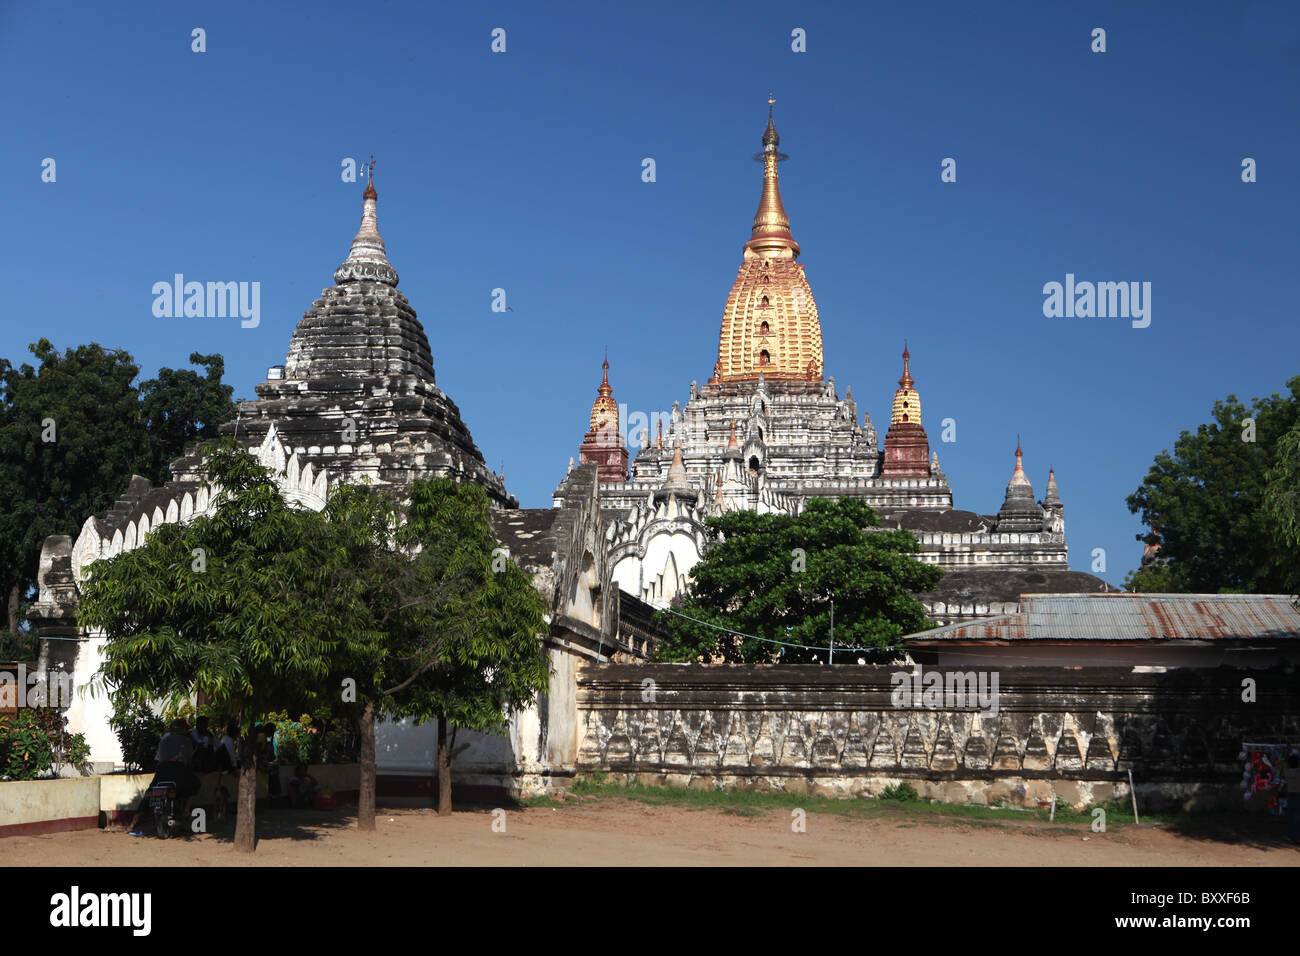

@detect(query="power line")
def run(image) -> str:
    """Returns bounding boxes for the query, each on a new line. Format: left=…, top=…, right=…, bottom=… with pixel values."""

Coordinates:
left=658, top=605, right=901, bottom=655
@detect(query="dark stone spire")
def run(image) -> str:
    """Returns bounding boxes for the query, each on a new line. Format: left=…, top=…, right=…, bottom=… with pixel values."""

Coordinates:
left=220, top=175, right=515, bottom=507
left=334, top=160, right=398, bottom=287
left=997, top=437, right=1044, bottom=532
left=1044, top=468, right=1062, bottom=508
left=285, top=166, right=432, bottom=382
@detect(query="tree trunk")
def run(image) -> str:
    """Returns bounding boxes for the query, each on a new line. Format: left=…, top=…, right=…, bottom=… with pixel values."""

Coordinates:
left=436, top=713, right=452, bottom=816
left=357, top=700, right=376, bottom=831
left=234, top=730, right=258, bottom=853
left=7, top=583, right=19, bottom=638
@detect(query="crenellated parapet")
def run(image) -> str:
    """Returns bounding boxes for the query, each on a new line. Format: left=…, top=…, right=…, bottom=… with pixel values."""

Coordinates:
left=29, top=425, right=334, bottom=619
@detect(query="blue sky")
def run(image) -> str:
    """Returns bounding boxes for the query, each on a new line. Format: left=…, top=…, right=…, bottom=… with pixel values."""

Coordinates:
left=3, top=0, right=1298, bottom=586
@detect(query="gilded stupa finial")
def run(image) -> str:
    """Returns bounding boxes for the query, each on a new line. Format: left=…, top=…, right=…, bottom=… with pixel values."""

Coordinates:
left=588, top=352, right=617, bottom=431
left=713, top=96, right=822, bottom=383
left=899, top=341, right=913, bottom=389
left=748, top=95, right=797, bottom=258
left=890, top=342, right=921, bottom=426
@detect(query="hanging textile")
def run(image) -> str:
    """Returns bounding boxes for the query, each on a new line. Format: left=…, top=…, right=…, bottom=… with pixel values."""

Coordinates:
left=1240, top=742, right=1286, bottom=815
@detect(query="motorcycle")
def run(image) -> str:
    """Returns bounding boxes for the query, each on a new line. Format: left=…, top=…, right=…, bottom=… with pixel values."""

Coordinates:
left=145, top=781, right=181, bottom=839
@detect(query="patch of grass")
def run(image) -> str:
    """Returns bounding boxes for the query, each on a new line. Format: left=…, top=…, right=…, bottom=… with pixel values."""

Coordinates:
left=541, top=775, right=1221, bottom=830
left=1049, top=797, right=1179, bottom=828
left=721, top=806, right=764, bottom=818
left=558, top=776, right=1033, bottom=825
left=879, top=782, right=920, bottom=801
left=518, top=792, right=568, bottom=809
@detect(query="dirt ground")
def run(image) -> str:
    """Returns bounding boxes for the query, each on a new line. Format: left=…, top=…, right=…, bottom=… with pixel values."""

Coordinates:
left=4, top=799, right=1297, bottom=866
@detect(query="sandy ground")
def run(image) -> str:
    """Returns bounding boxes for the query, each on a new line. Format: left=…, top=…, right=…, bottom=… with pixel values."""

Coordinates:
left=3, top=799, right=1297, bottom=866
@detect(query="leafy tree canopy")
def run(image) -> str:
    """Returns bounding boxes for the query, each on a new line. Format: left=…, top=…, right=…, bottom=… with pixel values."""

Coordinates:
left=78, top=440, right=355, bottom=849
left=1126, top=376, right=1300, bottom=594
left=0, top=340, right=234, bottom=641
left=385, top=478, right=550, bottom=734
left=79, top=444, right=550, bottom=833
left=1263, top=422, right=1300, bottom=595
left=307, top=477, right=550, bottom=736
left=79, top=440, right=345, bottom=724
left=136, top=352, right=235, bottom=485
left=1122, top=561, right=1176, bottom=594
left=653, top=497, right=943, bottom=664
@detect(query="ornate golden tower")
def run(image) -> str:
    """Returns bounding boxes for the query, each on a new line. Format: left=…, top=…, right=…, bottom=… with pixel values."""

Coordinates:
left=712, top=96, right=824, bottom=383
left=881, top=343, right=932, bottom=478
left=577, top=354, right=629, bottom=482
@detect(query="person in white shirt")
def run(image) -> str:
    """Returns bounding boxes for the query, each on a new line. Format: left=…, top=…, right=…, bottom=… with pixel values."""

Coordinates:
left=126, top=719, right=199, bottom=835
left=217, top=722, right=239, bottom=771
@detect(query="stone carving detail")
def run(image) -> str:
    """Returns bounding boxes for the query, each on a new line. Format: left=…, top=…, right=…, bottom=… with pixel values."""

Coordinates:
left=573, top=664, right=1297, bottom=809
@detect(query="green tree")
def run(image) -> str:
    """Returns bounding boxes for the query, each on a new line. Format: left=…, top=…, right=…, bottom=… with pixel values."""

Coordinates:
left=1122, top=560, right=1176, bottom=594
left=0, top=341, right=235, bottom=644
left=136, top=352, right=235, bottom=484
left=78, top=440, right=346, bottom=852
left=1126, top=377, right=1300, bottom=593
left=385, top=478, right=550, bottom=816
left=0, top=341, right=142, bottom=638
left=304, top=480, right=468, bottom=830
left=653, top=497, right=943, bottom=664
left=1263, top=423, right=1300, bottom=597
left=253, top=475, right=550, bottom=824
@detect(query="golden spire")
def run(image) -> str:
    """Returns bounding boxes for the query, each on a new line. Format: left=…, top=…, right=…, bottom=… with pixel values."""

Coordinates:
left=898, top=341, right=914, bottom=388
left=746, top=93, right=799, bottom=259
left=588, top=352, right=618, bottom=432
left=712, top=96, right=823, bottom=383
left=890, top=342, right=922, bottom=426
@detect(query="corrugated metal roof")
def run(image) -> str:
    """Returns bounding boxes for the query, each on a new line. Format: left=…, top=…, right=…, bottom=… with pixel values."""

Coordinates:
left=908, top=593, right=1300, bottom=643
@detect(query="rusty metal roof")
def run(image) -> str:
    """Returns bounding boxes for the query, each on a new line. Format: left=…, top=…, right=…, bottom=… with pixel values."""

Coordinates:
left=907, top=592, right=1300, bottom=643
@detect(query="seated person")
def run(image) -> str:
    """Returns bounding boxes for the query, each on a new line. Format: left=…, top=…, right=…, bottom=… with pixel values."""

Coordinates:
left=258, top=723, right=281, bottom=795
left=127, top=719, right=201, bottom=836
left=189, top=716, right=216, bottom=771
left=215, top=721, right=239, bottom=772
left=288, top=763, right=317, bottom=808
